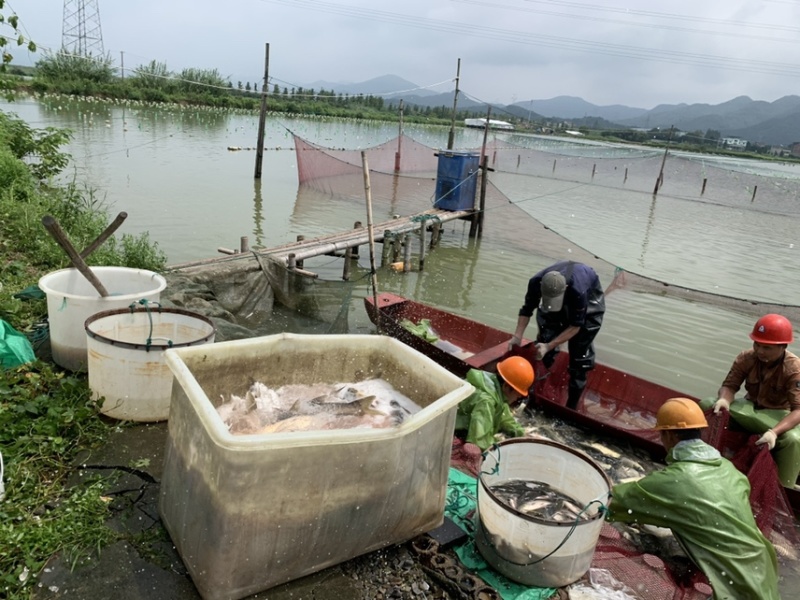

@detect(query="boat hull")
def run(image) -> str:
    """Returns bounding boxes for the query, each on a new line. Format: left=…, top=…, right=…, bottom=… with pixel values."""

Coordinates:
left=364, top=292, right=800, bottom=516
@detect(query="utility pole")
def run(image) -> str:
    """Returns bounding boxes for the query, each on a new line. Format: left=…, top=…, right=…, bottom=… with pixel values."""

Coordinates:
left=254, top=43, right=270, bottom=179
left=447, top=58, right=461, bottom=150
left=120, top=51, right=124, bottom=81
left=62, top=0, right=104, bottom=57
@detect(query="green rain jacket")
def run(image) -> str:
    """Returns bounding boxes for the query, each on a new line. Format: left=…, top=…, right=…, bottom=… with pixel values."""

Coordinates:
left=455, top=369, right=525, bottom=451
left=606, top=439, right=779, bottom=600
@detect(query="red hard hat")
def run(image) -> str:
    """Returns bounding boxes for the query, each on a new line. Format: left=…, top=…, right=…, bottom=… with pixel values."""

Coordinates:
left=750, top=314, right=794, bottom=345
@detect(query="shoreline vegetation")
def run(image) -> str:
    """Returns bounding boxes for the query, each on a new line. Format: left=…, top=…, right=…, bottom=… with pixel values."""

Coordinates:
left=1, top=50, right=798, bottom=599
left=5, top=53, right=798, bottom=162
left=0, top=68, right=167, bottom=598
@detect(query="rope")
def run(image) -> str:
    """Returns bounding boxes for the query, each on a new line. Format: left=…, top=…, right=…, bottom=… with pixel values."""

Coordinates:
left=128, top=299, right=171, bottom=351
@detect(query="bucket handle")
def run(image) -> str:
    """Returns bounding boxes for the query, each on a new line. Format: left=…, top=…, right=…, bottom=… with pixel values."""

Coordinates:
left=478, top=491, right=610, bottom=567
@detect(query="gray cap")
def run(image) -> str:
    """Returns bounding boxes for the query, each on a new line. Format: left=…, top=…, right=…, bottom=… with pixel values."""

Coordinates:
left=540, top=271, right=567, bottom=312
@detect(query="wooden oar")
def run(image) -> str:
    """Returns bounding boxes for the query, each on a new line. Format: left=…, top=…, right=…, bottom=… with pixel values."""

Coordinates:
left=42, top=215, right=109, bottom=297
left=80, top=211, right=127, bottom=259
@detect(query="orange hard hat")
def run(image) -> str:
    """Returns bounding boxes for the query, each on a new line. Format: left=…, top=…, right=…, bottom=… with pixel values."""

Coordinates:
left=654, top=397, right=708, bottom=430
left=750, top=314, right=794, bottom=345
left=497, top=356, right=535, bottom=396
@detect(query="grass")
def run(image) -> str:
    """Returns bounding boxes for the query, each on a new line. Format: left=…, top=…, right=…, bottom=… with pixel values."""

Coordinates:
left=0, top=108, right=168, bottom=600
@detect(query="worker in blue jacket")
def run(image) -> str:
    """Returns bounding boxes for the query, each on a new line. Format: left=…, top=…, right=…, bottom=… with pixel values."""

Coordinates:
left=607, top=397, right=779, bottom=600
left=509, top=260, right=605, bottom=409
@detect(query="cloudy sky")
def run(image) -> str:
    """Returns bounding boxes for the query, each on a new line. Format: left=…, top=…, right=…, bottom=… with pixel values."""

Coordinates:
left=11, top=0, right=800, bottom=109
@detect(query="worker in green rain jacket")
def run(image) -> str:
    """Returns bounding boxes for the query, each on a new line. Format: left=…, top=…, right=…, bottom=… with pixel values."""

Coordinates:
left=607, top=397, right=779, bottom=600
left=454, top=356, right=534, bottom=451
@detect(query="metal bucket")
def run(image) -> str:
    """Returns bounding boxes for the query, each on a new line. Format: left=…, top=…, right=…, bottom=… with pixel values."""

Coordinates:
left=475, top=438, right=611, bottom=588
left=85, top=307, right=215, bottom=422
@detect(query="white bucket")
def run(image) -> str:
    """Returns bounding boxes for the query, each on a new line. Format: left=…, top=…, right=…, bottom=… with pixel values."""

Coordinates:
left=475, top=438, right=611, bottom=588
left=38, top=267, right=167, bottom=371
left=85, top=307, right=215, bottom=422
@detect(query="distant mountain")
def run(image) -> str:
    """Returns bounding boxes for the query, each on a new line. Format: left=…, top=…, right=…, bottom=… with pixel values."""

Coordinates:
left=304, top=74, right=438, bottom=97
left=303, top=75, right=800, bottom=146
left=615, top=95, right=800, bottom=145
left=512, top=96, right=648, bottom=122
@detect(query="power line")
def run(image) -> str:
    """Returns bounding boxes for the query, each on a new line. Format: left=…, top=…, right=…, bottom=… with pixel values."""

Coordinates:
left=258, top=0, right=800, bottom=78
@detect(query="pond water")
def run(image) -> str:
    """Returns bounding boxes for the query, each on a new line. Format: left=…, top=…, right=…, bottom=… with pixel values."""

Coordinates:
left=5, top=93, right=799, bottom=595
left=5, top=93, right=800, bottom=400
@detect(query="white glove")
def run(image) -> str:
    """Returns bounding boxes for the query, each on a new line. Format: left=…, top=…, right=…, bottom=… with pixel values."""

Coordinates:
left=756, top=429, right=777, bottom=450
left=535, top=342, right=550, bottom=360
left=712, top=398, right=730, bottom=414
left=508, top=335, right=521, bottom=351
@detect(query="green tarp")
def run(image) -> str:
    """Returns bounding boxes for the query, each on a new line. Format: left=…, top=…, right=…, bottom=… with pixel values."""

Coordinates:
left=445, top=468, right=557, bottom=600
left=0, top=319, right=35, bottom=368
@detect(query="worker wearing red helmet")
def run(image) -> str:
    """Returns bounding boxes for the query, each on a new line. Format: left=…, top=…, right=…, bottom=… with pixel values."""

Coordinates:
left=709, top=313, right=800, bottom=488
left=454, top=356, right=534, bottom=451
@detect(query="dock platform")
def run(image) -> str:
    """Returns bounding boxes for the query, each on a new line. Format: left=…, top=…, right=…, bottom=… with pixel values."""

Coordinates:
left=170, top=208, right=475, bottom=273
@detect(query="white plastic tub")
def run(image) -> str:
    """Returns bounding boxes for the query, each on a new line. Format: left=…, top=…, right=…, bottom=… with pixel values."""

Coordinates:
left=39, top=267, right=167, bottom=371
left=159, top=333, right=474, bottom=600
left=475, top=438, right=611, bottom=588
left=85, top=307, right=216, bottom=422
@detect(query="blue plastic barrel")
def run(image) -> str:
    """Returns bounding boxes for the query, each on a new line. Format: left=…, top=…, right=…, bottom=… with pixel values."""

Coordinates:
left=433, top=151, right=480, bottom=211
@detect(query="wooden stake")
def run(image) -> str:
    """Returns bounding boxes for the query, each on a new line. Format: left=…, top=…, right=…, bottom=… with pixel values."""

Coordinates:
left=430, top=221, right=441, bottom=248
left=381, top=231, right=392, bottom=266
left=342, top=246, right=352, bottom=281
left=254, top=43, right=270, bottom=179
left=447, top=58, right=461, bottom=150
left=296, top=235, right=305, bottom=269
left=418, top=225, right=427, bottom=271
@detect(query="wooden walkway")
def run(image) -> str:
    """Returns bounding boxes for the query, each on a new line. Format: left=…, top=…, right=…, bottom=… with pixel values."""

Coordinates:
left=169, top=208, right=475, bottom=272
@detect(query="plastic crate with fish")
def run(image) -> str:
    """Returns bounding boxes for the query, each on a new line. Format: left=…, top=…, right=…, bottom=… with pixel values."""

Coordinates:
left=158, top=333, right=474, bottom=600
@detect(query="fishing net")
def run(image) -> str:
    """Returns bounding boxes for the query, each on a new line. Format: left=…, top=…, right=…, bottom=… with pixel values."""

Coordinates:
left=291, top=130, right=800, bottom=598
left=292, top=131, right=800, bottom=322
left=164, top=251, right=355, bottom=339
left=704, top=411, right=800, bottom=558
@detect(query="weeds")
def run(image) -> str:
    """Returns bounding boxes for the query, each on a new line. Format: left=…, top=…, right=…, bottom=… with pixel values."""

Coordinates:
left=0, top=97, right=168, bottom=600
left=0, top=363, right=116, bottom=599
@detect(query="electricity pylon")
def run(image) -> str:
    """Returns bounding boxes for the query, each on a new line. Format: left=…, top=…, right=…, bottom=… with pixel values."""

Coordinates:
left=62, top=0, right=104, bottom=56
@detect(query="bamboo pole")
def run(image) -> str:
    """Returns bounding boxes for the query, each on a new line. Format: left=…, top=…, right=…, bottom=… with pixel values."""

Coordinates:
left=361, top=151, right=380, bottom=331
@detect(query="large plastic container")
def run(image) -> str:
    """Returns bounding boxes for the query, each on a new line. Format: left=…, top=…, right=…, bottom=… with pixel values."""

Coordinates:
left=433, top=151, right=480, bottom=211
left=475, top=438, right=611, bottom=588
left=159, top=333, right=475, bottom=600
left=38, top=267, right=167, bottom=371
left=85, top=307, right=216, bottom=422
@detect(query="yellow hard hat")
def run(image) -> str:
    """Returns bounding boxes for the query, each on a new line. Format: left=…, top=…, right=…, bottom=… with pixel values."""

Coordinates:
left=496, top=356, right=535, bottom=396
left=654, top=397, right=708, bottom=430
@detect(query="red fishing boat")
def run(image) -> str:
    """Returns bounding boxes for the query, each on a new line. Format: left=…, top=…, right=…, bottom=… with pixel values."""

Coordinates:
left=364, top=292, right=800, bottom=518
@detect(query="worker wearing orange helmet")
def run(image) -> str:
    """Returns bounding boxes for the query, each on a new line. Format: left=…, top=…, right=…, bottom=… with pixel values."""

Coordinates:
left=607, top=398, right=779, bottom=600
left=454, top=356, right=534, bottom=451
left=705, top=313, right=800, bottom=488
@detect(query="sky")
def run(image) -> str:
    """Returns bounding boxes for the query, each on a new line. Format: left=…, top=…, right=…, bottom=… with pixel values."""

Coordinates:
left=9, top=0, right=800, bottom=109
